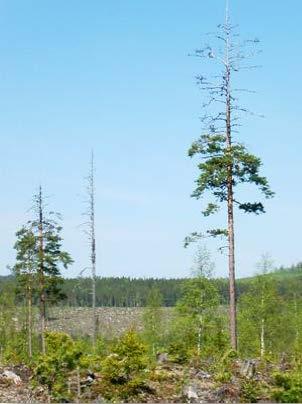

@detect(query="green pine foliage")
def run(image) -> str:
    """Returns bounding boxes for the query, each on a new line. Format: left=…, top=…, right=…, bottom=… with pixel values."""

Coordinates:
left=13, top=210, right=73, bottom=307
left=186, top=134, right=274, bottom=245
left=273, top=369, right=302, bottom=403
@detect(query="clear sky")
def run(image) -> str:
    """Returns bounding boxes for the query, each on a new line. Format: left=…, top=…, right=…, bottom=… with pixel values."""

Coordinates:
left=0, top=0, right=301, bottom=279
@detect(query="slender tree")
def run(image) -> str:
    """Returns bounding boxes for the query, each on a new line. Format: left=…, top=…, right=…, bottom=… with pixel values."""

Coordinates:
left=37, top=187, right=46, bottom=354
left=238, top=268, right=282, bottom=358
left=13, top=227, right=36, bottom=358
left=192, top=245, right=215, bottom=278
left=186, top=2, right=274, bottom=349
left=15, top=187, right=73, bottom=354
left=142, top=287, right=164, bottom=357
left=283, top=276, right=302, bottom=359
left=181, top=246, right=218, bottom=355
left=85, top=152, right=97, bottom=347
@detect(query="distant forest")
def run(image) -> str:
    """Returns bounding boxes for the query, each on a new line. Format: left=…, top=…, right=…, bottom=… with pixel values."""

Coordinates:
left=1, top=263, right=301, bottom=307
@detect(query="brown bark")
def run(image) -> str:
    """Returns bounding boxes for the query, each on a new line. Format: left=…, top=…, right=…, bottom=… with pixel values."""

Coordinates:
left=225, top=28, right=237, bottom=349
left=226, top=125, right=237, bottom=349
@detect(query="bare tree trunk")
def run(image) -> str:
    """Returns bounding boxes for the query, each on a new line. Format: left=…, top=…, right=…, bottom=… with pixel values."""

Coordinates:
left=260, top=318, right=265, bottom=358
left=260, top=293, right=265, bottom=358
left=28, top=283, right=33, bottom=358
left=197, top=314, right=203, bottom=356
left=88, top=153, right=97, bottom=348
left=294, top=293, right=299, bottom=345
left=225, top=9, right=237, bottom=350
left=197, top=327, right=201, bottom=356
left=38, top=186, right=46, bottom=354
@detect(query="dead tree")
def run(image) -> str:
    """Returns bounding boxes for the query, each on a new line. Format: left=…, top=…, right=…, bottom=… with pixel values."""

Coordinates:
left=85, top=152, right=97, bottom=347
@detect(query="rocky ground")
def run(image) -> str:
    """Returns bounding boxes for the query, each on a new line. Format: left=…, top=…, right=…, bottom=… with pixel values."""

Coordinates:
left=0, top=366, right=49, bottom=403
left=126, top=359, right=273, bottom=403
left=0, top=359, right=276, bottom=403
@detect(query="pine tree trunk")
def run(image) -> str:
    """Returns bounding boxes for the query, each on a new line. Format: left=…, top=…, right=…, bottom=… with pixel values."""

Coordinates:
left=226, top=61, right=237, bottom=350
left=227, top=192, right=237, bottom=351
left=224, top=5, right=238, bottom=349
left=227, top=168, right=237, bottom=349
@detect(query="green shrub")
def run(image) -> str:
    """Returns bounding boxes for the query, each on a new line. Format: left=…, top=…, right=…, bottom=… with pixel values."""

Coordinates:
left=33, top=331, right=83, bottom=401
left=212, top=349, right=237, bottom=384
left=2, top=329, right=28, bottom=364
left=273, top=370, right=302, bottom=403
left=166, top=316, right=196, bottom=363
left=167, top=340, right=193, bottom=364
left=240, top=380, right=263, bottom=403
left=95, top=330, right=150, bottom=401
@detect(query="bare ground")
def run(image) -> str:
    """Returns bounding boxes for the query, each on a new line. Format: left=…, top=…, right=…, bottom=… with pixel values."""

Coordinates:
left=46, top=306, right=171, bottom=338
left=0, top=366, right=48, bottom=403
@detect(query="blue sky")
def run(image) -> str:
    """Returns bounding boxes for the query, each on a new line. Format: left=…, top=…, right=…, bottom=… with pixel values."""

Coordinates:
left=0, top=0, right=301, bottom=279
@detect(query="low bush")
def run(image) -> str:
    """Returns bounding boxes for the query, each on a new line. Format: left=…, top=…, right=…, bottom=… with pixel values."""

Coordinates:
left=94, top=330, right=150, bottom=401
left=32, top=331, right=83, bottom=401
left=273, top=369, right=302, bottom=403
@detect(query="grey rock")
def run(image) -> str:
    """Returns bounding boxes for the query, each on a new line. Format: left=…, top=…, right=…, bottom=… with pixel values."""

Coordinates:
left=156, top=352, right=169, bottom=364
left=2, top=370, right=22, bottom=385
left=183, top=384, right=199, bottom=401
left=239, top=359, right=258, bottom=379
left=196, top=370, right=212, bottom=380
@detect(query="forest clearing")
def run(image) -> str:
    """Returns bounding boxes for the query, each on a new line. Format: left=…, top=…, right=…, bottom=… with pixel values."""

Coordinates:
left=1, top=265, right=302, bottom=402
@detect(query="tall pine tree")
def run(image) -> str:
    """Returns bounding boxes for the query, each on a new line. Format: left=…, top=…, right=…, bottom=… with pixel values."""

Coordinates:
left=186, top=2, right=274, bottom=349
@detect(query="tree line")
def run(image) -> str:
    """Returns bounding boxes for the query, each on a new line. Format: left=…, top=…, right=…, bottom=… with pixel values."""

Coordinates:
left=2, top=263, right=302, bottom=308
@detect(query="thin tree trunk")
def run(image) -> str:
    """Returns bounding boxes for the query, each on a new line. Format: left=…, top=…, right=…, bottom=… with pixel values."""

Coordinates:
left=38, top=186, right=46, bottom=354
left=260, top=318, right=265, bottom=358
left=89, top=153, right=97, bottom=348
left=225, top=12, right=237, bottom=349
left=227, top=164, right=237, bottom=350
left=260, top=293, right=265, bottom=358
left=294, top=293, right=299, bottom=345
left=197, top=314, right=203, bottom=356
left=197, top=327, right=201, bottom=356
left=28, top=283, right=33, bottom=358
